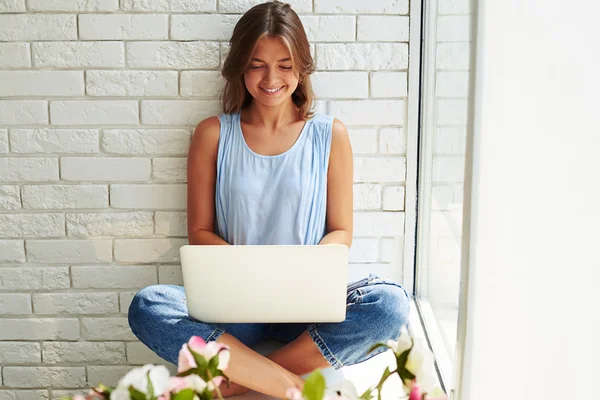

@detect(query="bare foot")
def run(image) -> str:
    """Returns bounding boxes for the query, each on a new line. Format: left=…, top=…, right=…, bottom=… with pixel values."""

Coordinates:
left=213, top=380, right=251, bottom=398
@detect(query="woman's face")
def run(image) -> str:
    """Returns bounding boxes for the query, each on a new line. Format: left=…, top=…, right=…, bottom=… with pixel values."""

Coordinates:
left=243, top=36, right=300, bottom=108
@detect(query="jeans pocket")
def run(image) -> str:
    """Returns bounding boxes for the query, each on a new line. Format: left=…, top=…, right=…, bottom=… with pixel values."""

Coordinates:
left=346, top=288, right=363, bottom=305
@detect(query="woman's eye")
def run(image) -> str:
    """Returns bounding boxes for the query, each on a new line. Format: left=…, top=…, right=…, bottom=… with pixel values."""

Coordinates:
left=281, top=66, right=293, bottom=70
left=249, top=65, right=262, bottom=69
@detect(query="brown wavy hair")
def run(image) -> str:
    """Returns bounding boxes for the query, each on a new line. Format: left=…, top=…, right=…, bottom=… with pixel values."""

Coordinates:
left=221, top=1, right=315, bottom=119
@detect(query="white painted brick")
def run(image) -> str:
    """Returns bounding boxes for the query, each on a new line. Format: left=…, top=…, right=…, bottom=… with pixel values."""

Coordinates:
left=379, top=127, right=406, bottom=154
left=371, top=72, right=408, bottom=98
left=431, top=184, right=464, bottom=211
left=354, top=157, right=406, bottom=182
left=348, top=129, right=377, bottom=154
left=50, top=100, right=138, bottom=125
left=434, top=127, right=466, bottom=155
left=0, top=391, right=48, bottom=400
left=110, top=184, right=186, bottom=209
left=0, top=240, right=25, bottom=263
left=436, top=43, right=470, bottom=70
left=126, top=342, right=167, bottom=364
left=127, top=42, right=219, bottom=69
left=0, top=0, right=26, bottom=12
left=67, top=211, right=153, bottom=236
left=0, top=186, right=21, bottom=210
left=0, top=15, right=76, bottom=41
left=141, top=100, right=220, bottom=125
left=330, top=100, right=404, bottom=125
left=88, top=366, right=135, bottom=388
left=0, top=293, right=31, bottom=315
left=315, top=0, right=408, bottom=13
left=23, top=185, right=107, bottom=209
left=33, top=292, right=118, bottom=315
left=354, top=212, right=404, bottom=236
left=10, top=129, right=99, bottom=154
left=87, top=71, right=177, bottom=97
left=114, top=238, right=188, bottom=263
left=382, top=185, right=405, bottom=211
left=439, top=0, right=470, bottom=15
left=2, top=367, right=86, bottom=388
left=155, top=212, right=187, bottom=236
left=300, top=16, right=355, bottom=42
left=33, top=42, right=124, bottom=68
left=380, top=237, right=402, bottom=263
left=435, top=71, right=469, bottom=97
left=28, top=0, right=118, bottom=11
left=0, top=213, right=65, bottom=238
left=180, top=71, right=224, bottom=98
left=61, top=157, right=150, bottom=182
left=0, top=101, right=48, bottom=125
left=437, top=99, right=468, bottom=125
left=42, top=342, right=125, bottom=364
left=0, top=71, right=83, bottom=97
left=349, top=238, right=378, bottom=262
left=0, top=129, right=7, bottom=153
left=72, top=266, right=157, bottom=288
left=122, top=0, right=215, bottom=12
left=0, top=158, right=58, bottom=182
left=353, top=183, right=381, bottom=210
left=158, top=265, right=183, bottom=285
left=312, top=72, right=368, bottom=99
left=80, top=14, right=167, bottom=40
left=153, top=158, right=187, bottom=182
left=119, top=292, right=136, bottom=314
left=26, top=239, right=113, bottom=263
left=317, top=43, right=408, bottom=70
left=219, top=0, right=311, bottom=12
left=0, top=319, right=79, bottom=340
left=432, top=156, right=465, bottom=182
left=0, top=267, right=70, bottom=291
left=437, top=16, right=471, bottom=42
left=0, top=342, right=41, bottom=364
left=82, top=317, right=136, bottom=340
left=0, top=43, right=31, bottom=68
left=357, top=16, right=409, bottom=41
left=102, top=129, right=191, bottom=155
left=171, top=15, right=239, bottom=40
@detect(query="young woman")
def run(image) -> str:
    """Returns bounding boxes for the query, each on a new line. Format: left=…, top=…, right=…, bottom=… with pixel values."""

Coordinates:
left=128, top=2, right=410, bottom=398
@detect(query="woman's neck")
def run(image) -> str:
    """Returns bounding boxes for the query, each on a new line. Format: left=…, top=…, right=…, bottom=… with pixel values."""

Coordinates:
left=243, top=100, right=301, bottom=130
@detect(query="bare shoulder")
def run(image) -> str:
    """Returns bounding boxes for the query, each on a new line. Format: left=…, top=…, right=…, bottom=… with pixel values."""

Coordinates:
left=331, top=118, right=352, bottom=152
left=190, top=116, right=220, bottom=158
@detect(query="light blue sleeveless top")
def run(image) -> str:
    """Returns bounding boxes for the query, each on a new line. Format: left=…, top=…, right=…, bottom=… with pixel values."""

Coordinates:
left=215, top=111, right=334, bottom=245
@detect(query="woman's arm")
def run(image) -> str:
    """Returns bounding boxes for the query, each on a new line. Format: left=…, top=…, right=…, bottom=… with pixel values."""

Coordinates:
left=187, top=116, right=230, bottom=246
left=319, top=118, right=354, bottom=248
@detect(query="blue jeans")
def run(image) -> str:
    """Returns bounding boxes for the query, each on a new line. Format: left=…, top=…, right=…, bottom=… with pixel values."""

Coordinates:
left=128, top=273, right=411, bottom=370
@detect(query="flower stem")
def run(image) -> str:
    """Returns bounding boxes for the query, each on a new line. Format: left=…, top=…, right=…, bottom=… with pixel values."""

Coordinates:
left=207, top=370, right=225, bottom=400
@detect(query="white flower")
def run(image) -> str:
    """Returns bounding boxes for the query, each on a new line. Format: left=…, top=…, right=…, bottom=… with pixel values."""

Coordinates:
left=387, top=326, right=413, bottom=356
left=324, top=379, right=359, bottom=400
left=405, top=338, right=437, bottom=393
left=113, top=364, right=171, bottom=400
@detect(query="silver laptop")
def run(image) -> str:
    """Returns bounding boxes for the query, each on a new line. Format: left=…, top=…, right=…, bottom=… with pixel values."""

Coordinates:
left=179, top=244, right=349, bottom=323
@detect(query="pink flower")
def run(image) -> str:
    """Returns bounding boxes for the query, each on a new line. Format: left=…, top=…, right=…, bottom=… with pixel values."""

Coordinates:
left=168, top=375, right=208, bottom=393
left=408, top=383, right=422, bottom=400
left=177, top=343, right=198, bottom=373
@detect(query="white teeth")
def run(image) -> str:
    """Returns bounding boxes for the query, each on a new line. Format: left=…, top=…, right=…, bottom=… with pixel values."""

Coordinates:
left=262, top=86, right=283, bottom=93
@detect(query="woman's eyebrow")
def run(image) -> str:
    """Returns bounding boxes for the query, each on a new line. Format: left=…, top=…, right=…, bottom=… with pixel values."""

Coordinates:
left=251, top=57, right=292, bottom=62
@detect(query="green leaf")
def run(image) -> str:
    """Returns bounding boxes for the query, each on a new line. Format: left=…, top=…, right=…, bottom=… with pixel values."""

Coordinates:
left=367, top=343, right=391, bottom=355
left=375, top=367, right=393, bottom=390
left=189, top=346, right=210, bottom=380
left=302, top=370, right=326, bottom=400
left=171, top=389, right=195, bottom=400
left=359, top=387, right=375, bottom=400
left=198, top=390, right=213, bottom=400
left=128, top=386, right=147, bottom=400
left=146, top=371, right=154, bottom=400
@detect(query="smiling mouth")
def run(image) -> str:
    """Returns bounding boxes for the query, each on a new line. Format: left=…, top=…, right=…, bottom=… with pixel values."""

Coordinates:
left=260, top=86, right=284, bottom=93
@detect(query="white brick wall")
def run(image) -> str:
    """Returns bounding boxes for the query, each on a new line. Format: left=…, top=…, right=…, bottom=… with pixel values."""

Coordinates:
left=0, top=0, right=411, bottom=394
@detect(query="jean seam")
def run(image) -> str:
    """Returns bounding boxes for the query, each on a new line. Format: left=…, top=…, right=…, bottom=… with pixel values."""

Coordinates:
left=307, top=324, right=344, bottom=369
left=206, top=327, right=226, bottom=342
